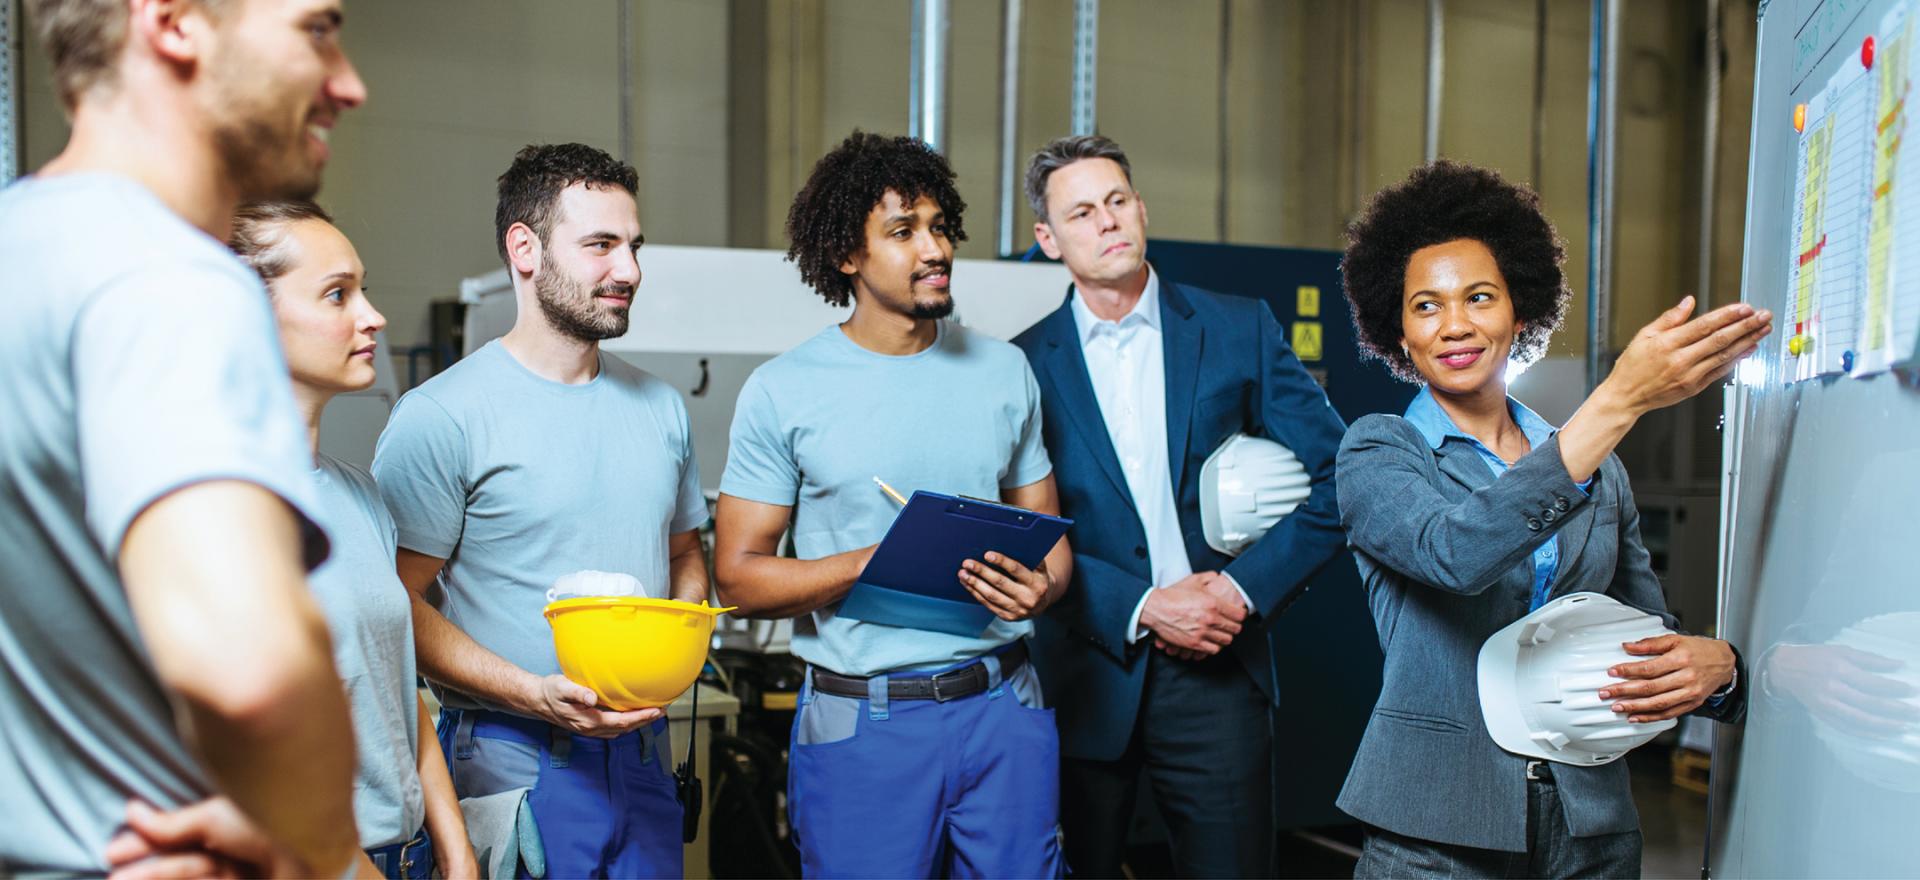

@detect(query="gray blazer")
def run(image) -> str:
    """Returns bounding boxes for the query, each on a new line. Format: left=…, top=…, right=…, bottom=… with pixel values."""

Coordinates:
left=1332, top=412, right=1744, bottom=852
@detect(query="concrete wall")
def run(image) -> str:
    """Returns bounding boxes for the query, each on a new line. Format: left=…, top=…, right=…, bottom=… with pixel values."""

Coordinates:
left=14, top=0, right=1758, bottom=366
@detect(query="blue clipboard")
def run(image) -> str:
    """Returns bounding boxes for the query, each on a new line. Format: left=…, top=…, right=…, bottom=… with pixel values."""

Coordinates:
left=838, top=490, right=1073, bottom=637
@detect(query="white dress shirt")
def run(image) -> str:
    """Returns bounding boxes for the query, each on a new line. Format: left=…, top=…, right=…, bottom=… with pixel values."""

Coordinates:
left=1069, top=269, right=1252, bottom=644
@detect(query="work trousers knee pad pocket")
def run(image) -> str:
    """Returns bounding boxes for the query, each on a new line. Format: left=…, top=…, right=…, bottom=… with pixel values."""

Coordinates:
left=794, top=688, right=861, bottom=747
left=1006, top=663, right=1048, bottom=711
left=450, top=734, right=543, bottom=798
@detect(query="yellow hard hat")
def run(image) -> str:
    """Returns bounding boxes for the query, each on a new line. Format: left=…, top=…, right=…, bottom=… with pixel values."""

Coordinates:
left=543, top=597, right=736, bottom=710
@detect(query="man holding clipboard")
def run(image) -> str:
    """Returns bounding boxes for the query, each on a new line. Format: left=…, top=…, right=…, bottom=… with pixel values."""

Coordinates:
left=714, top=131, right=1073, bottom=879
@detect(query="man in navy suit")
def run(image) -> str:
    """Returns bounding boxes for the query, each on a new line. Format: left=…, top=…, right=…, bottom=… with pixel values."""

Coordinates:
left=1011, top=135, right=1349, bottom=878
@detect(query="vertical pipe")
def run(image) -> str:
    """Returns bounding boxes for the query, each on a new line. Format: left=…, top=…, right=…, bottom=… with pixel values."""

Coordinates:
left=1699, top=0, right=1724, bottom=305
left=1531, top=0, right=1549, bottom=186
left=1071, top=0, right=1099, bottom=135
left=909, top=0, right=952, bottom=152
left=1351, top=0, right=1370, bottom=215
left=618, top=0, right=634, bottom=166
left=1586, top=0, right=1622, bottom=390
left=997, top=0, right=1024, bottom=257
left=1216, top=0, right=1233, bottom=241
left=1, top=0, right=16, bottom=186
left=1424, top=0, right=1444, bottom=162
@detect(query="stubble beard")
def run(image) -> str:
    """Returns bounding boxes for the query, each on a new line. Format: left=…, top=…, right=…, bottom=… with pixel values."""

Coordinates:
left=535, top=250, right=632, bottom=342
left=207, top=53, right=322, bottom=201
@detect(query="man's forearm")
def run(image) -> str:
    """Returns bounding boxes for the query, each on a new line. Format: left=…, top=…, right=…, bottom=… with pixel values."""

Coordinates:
left=409, top=593, right=538, bottom=715
left=1039, top=538, right=1072, bottom=610
left=177, top=629, right=361, bottom=877
left=717, top=546, right=871, bottom=619
left=668, top=545, right=710, bottom=603
left=121, top=484, right=361, bottom=875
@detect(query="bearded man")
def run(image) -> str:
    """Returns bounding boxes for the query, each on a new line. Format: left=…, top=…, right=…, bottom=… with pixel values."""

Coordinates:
left=1, top=0, right=367, bottom=875
left=713, top=131, right=1072, bottom=878
left=372, top=142, right=710, bottom=879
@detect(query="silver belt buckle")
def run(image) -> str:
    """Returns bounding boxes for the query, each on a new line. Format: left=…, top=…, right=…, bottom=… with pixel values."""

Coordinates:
left=1525, top=760, right=1548, bottom=781
left=930, top=669, right=964, bottom=702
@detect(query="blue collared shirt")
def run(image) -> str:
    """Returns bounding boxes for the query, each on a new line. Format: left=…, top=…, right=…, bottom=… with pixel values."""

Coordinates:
left=1403, top=388, right=1590, bottom=610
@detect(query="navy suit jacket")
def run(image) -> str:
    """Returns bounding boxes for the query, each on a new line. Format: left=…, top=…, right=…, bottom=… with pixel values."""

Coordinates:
left=1012, top=278, right=1348, bottom=761
left=1333, top=413, right=1746, bottom=851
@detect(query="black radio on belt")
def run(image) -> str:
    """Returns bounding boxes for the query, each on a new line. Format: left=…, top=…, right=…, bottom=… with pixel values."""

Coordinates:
left=675, top=676, right=702, bottom=843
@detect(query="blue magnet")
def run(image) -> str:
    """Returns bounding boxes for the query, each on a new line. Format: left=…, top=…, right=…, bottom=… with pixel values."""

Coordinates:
left=1843, top=350, right=1856, bottom=372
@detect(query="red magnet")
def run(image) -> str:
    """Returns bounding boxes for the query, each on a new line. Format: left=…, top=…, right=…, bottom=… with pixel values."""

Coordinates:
left=1864, top=35, right=1877, bottom=69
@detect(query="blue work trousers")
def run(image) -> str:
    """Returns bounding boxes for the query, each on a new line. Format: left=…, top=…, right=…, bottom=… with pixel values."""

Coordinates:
left=438, top=708, right=683, bottom=879
left=788, top=651, right=1064, bottom=878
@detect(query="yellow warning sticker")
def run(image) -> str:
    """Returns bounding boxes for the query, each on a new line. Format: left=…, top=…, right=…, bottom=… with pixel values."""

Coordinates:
left=1296, top=285, right=1321, bottom=318
left=1292, top=321, right=1323, bottom=361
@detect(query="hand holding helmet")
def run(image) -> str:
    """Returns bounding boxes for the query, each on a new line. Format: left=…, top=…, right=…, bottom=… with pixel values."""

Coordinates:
left=1597, top=633, right=1736, bottom=723
left=1478, top=593, right=1684, bottom=766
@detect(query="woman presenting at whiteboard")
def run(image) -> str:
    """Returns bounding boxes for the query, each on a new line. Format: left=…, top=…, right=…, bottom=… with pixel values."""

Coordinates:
left=1332, top=160, right=1771, bottom=878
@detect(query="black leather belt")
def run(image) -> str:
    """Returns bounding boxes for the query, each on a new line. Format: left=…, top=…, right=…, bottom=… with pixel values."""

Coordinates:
left=811, top=641, right=1028, bottom=702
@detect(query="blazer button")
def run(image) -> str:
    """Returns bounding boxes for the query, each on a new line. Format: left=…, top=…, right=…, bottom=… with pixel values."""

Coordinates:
left=1542, top=508, right=1558, bottom=523
left=1555, top=495, right=1571, bottom=512
left=1526, top=517, right=1543, bottom=532
left=1134, top=546, right=1148, bottom=559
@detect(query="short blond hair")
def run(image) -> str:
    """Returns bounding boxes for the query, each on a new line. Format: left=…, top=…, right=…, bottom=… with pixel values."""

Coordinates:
left=26, top=0, right=229, bottom=110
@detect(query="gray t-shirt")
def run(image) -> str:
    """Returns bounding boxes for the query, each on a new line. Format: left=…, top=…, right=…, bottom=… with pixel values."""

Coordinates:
left=0, top=174, right=326, bottom=873
left=311, top=454, right=425, bottom=849
left=373, top=341, right=708, bottom=711
left=720, top=322, right=1052, bottom=676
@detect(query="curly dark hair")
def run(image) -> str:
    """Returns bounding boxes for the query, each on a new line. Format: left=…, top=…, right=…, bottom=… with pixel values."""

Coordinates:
left=1341, top=160, right=1570, bottom=383
left=785, top=131, right=968, bottom=306
left=495, top=143, right=638, bottom=264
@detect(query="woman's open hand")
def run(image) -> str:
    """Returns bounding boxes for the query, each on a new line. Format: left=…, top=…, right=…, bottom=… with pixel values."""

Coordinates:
left=1600, top=296, right=1773, bottom=416
left=1558, top=296, right=1772, bottom=482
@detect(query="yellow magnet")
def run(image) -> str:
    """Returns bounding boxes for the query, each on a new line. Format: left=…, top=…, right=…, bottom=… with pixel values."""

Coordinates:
left=1788, top=334, right=1808, bottom=356
left=1795, top=103, right=1808, bottom=133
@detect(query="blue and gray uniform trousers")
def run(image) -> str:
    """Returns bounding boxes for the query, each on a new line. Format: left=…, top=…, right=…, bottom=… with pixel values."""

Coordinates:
left=437, top=709, right=682, bottom=879
left=788, top=643, right=1064, bottom=878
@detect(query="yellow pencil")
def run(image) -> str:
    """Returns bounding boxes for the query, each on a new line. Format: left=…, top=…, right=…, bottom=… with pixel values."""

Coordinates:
left=872, top=477, right=909, bottom=506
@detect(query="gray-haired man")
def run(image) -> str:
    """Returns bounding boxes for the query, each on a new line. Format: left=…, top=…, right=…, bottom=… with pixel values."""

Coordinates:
left=1011, top=134, right=1349, bottom=877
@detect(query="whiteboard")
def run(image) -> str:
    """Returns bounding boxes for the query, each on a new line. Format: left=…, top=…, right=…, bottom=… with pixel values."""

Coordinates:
left=1715, top=0, right=1920, bottom=875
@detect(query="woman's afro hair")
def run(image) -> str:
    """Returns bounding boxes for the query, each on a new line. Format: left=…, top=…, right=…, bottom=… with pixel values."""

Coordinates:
left=785, top=130, right=968, bottom=306
left=1340, top=159, right=1570, bottom=383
